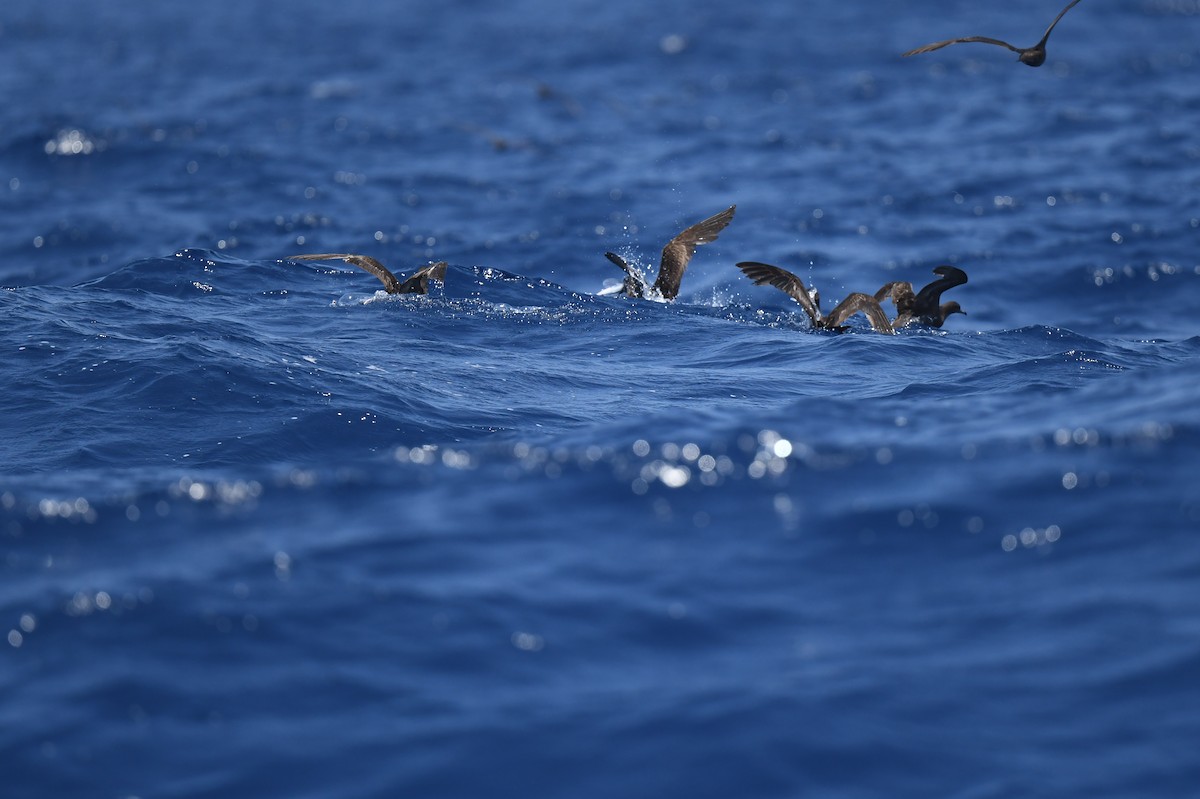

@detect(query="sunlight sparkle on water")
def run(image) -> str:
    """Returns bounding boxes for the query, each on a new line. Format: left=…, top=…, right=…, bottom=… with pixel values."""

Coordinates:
left=274, top=551, right=292, bottom=581
left=44, top=129, right=99, bottom=156
left=511, top=632, right=545, bottom=652
left=1002, top=525, right=1062, bottom=552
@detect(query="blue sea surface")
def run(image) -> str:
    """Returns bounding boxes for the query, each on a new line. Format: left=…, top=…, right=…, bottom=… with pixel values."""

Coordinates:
left=3, top=0, right=1199, bottom=797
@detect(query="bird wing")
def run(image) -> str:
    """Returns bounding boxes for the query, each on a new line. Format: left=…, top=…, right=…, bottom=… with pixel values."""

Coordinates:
left=654, top=205, right=736, bottom=300
left=1036, top=0, right=1084, bottom=47
left=605, top=251, right=650, bottom=298
left=903, top=36, right=1021, bottom=57
left=288, top=253, right=405, bottom=294
left=736, top=261, right=822, bottom=326
left=874, top=281, right=916, bottom=314
left=396, top=261, right=448, bottom=295
left=912, top=265, right=968, bottom=313
left=825, top=293, right=896, bottom=334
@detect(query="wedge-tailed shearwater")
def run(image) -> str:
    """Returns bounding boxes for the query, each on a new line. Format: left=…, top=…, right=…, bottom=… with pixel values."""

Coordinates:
left=288, top=253, right=447, bottom=295
left=602, top=205, right=736, bottom=300
left=737, top=261, right=896, bottom=334
left=874, top=265, right=968, bottom=328
left=902, top=0, right=1083, bottom=67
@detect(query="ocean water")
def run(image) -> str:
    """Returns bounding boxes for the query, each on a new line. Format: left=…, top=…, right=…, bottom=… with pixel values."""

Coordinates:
left=2, top=0, right=1199, bottom=797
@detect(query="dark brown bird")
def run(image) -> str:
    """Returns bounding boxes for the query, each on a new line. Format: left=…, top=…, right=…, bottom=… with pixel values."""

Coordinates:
left=737, top=261, right=896, bottom=334
left=603, top=205, right=736, bottom=300
left=288, top=253, right=447, bottom=295
left=902, top=0, right=1083, bottom=67
left=874, top=265, right=968, bottom=328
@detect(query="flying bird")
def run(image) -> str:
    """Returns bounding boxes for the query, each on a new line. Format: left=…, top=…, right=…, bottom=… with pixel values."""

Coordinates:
left=736, top=261, right=896, bottom=334
left=874, top=265, right=968, bottom=328
left=602, top=205, right=736, bottom=300
left=288, top=253, right=447, bottom=295
left=902, top=0, right=1083, bottom=67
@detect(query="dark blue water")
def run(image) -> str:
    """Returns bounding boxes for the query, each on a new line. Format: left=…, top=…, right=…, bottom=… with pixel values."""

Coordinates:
left=3, top=1, right=1199, bottom=796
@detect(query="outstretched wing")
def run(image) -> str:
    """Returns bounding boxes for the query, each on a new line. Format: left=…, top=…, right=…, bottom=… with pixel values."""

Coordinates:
left=825, top=293, right=896, bottom=334
left=1036, top=0, right=1084, bottom=47
left=288, top=253, right=406, bottom=294
left=736, top=261, right=822, bottom=326
left=903, top=36, right=1021, bottom=57
left=912, top=265, right=968, bottom=313
left=654, top=205, right=736, bottom=300
left=396, top=261, right=448, bottom=295
left=874, top=280, right=916, bottom=314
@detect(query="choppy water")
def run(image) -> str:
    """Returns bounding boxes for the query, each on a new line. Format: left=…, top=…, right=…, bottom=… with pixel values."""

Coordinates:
left=3, top=1, right=1199, bottom=797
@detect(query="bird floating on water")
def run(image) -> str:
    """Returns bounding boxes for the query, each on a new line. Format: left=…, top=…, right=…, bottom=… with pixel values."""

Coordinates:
left=874, top=265, right=968, bottom=328
left=736, top=261, right=896, bottom=334
left=288, top=253, right=447, bottom=295
left=902, top=0, right=1083, bottom=67
left=602, top=205, right=736, bottom=301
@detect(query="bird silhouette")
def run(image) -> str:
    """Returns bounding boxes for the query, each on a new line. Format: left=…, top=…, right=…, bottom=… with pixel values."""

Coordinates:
left=603, top=205, right=736, bottom=300
left=288, top=253, right=447, bottom=294
left=902, top=0, right=1083, bottom=67
left=874, top=265, right=968, bottom=328
left=737, top=261, right=896, bottom=334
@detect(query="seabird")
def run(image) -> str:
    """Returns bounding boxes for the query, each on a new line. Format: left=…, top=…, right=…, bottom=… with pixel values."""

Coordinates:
left=874, top=265, right=968, bottom=328
left=288, top=253, right=447, bottom=295
left=902, top=0, right=1083, bottom=68
left=603, top=205, right=736, bottom=300
left=736, top=261, right=896, bottom=334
